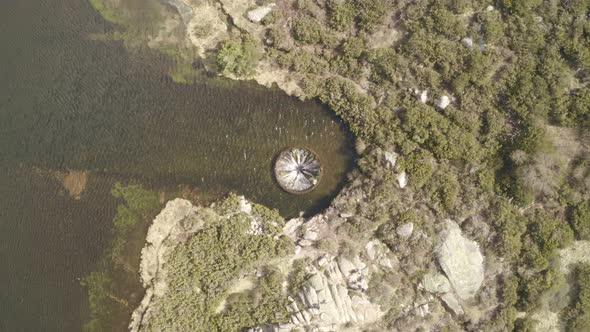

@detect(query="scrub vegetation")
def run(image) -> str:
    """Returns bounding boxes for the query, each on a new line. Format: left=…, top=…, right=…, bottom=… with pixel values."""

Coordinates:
left=563, top=263, right=590, bottom=332
left=243, top=0, right=590, bottom=328
left=88, top=0, right=590, bottom=330
left=140, top=194, right=294, bottom=332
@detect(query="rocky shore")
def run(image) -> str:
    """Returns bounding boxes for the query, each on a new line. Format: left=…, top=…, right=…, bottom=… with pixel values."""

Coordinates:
left=131, top=180, right=489, bottom=331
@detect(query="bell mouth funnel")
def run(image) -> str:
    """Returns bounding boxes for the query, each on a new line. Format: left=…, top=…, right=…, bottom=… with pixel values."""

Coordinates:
left=274, top=147, right=322, bottom=194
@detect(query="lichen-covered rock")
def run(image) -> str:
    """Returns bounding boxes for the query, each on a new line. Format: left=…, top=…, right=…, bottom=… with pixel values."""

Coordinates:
left=421, top=272, right=451, bottom=294
left=383, top=150, right=398, bottom=168
left=247, top=5, right=274, bottom=23
left=441, top=293, right=464, bottom=316
left=165, top=0, right=194, bottom=23
left=288, top=259, right=383, bottom=329
left=283, top=217, right=304, bottom=239
left=461, top=37, right=473, bottom=49
left=437, top=95, right=451, bottom=109
left=396, top=222, right=414, bottom=239
left=436, top=220, right=484, bottom=300
left=397, top=171, right=408, bottom=188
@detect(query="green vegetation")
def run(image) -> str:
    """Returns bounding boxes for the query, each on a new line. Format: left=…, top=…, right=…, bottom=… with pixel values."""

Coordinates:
left=563, top=264, right=590, bottom=332
left=266, top=2, right=589, bottom=325
left=216, top=36, right=262, bottom=77
left=90, top=0, right=590, bottom=330
left=570, top=201, right=590, bottom=240
left=142, top=194, right=292, bottom=331
left=82, top=182, right=160, bottom=332
left=288, top=258, right=312, bottom=294
left=89, top=0, right=127, bottom=26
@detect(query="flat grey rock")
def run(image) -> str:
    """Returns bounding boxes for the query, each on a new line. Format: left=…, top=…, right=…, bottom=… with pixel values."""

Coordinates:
left=247, top=5, right=274, bottom=23
left=436, top=220, right=484, bottom=300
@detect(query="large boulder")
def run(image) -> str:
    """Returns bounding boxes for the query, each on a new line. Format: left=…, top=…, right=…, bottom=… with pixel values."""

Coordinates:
left=247, top=5, right=274, bottom=23
left=436, top=220, right=484, bottom=300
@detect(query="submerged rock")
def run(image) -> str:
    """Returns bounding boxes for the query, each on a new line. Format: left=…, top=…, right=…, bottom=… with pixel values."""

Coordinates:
left=274, top=147, right=321, bottom=194
left=436, top=220, right=484, bottom=300
left=165, top=0, right=194, bottom=24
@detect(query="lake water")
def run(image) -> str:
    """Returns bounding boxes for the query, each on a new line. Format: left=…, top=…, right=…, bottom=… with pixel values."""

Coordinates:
left=0, top=0, right=354, bottom=331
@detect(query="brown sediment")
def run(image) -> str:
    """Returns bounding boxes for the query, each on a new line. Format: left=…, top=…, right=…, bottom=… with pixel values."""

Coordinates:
left=55, top=170, right=90, bottom=200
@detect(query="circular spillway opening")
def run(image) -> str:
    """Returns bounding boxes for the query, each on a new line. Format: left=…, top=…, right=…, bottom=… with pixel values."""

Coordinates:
left=274, top=147, right=322, bottom=194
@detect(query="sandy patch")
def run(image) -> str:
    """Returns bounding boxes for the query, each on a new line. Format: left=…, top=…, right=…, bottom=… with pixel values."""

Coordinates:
left=253, top=61, right=303, bottom=97
left=530, top=241, right=590, bottom=332
left=187, top=1, right=229, bottom=57
left=559, top=240, right=590, bottom=274
left=214, top=276, right=255, bottom=313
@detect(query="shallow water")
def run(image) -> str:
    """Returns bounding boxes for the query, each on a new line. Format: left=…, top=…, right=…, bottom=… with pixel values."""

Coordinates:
left=0, top=0, right=354, bottom=331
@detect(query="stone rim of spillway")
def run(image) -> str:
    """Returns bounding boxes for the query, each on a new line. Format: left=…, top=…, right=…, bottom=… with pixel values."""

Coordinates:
left=274, top=147, right=322, bottom=194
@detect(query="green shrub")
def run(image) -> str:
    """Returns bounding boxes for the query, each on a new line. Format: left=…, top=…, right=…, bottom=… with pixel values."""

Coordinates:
left=499, top=0, right=542, bottom=15
left=571, top=201, right=590, bottom=240
left=527, top=209, right=574, bottom=256
left=563, top=264, right=590, bottom=332
left=216, top=36, right=261, bottom=77
left=489, top=199, right=527, bottom=260
left=292, top=16, right=324, bottom=44
left=353, top=0, right=389, bottom=32
left=477, top=11, right=505, bottom=45
left=289, top=258, right=312, bottom=294
left=398, top=149, right=434, bottom=189
left=141, top=196, right=290, bottom=331
left=327, top=0, right=355, bottom=31
left=514, top=317, right=536, bottom=331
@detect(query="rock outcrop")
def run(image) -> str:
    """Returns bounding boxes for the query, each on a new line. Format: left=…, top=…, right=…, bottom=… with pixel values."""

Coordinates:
left=129, top=199, right=201, bottom=332
left=421, top=272, right=451, bottom=294
left=247, top=5, right=274, bottom=23
left=288, top=257, right=383, bottom=330
left=436, top=220, right=484, bottom=300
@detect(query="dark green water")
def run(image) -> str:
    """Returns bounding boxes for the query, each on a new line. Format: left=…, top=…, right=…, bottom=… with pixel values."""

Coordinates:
left=0, top=0, right=354, bottom=331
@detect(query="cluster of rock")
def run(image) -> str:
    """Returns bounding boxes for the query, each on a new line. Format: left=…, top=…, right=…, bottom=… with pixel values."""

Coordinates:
left=287, top=256, right=383, bottom=330
left=381, top=149, right=408, bottom=189
left=251, top=257, right=387, bottom=331
left=413, top=88, right=452, bottom=110
left=130, top=190, right=486, bottom=332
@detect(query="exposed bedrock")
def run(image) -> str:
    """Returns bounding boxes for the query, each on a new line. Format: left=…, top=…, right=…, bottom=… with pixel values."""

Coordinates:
left=436, top=220, right=484, bottom=300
